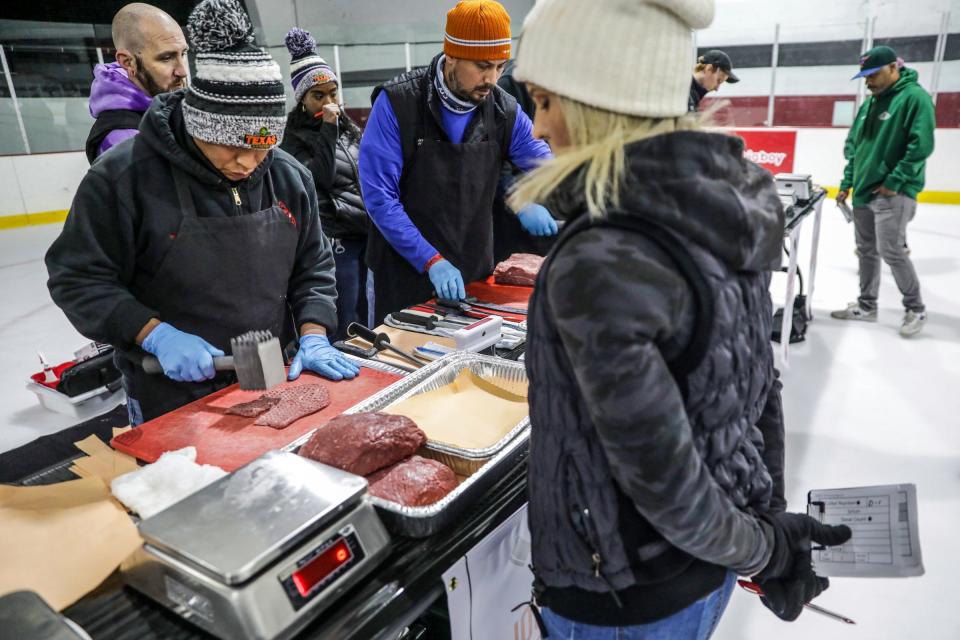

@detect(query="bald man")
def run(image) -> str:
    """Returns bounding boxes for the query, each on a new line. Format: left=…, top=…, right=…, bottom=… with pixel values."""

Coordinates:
left=86, top=3, right=188, bottom=162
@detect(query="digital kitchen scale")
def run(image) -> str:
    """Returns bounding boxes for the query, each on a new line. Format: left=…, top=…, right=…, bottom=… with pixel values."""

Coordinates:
left=122, top=451, right=391, bottom=640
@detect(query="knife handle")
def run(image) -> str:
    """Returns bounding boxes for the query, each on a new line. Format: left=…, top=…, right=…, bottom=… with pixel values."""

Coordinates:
left=346, top=322, right=389, bottom=348
left=435, top=298, right=471, bottom=312
left=392, top=311, right=438, bottom=329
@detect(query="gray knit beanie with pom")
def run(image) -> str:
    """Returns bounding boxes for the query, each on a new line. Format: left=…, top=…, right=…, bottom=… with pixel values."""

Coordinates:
left=183, top=0, right=287, bottom=149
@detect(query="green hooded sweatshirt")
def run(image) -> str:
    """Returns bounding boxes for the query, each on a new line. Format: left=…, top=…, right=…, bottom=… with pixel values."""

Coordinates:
left=840, top=67, right=936, bottom=206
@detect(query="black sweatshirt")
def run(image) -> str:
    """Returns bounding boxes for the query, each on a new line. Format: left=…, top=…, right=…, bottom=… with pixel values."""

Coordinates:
left=45, top=91, right=338, bottom=350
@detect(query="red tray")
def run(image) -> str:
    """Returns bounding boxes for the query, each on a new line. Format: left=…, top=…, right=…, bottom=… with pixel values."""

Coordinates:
left=111, top=368, right=402, bottom=471
left=466, top=276, right=534, bottom=309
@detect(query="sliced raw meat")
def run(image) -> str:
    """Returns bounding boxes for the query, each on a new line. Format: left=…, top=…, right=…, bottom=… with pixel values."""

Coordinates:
left=253, top=384, right=331, bottom=429
left=366, top=455, right=457, bottom=506
left=298, top=412, right=426, bottom=476
left=225, top=395, right=280, bottom=417
left=493, top=253, right=544, bottom=286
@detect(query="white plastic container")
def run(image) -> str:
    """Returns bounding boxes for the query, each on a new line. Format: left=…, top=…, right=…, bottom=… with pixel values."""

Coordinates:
left=26, top=381, right=126, bottom=421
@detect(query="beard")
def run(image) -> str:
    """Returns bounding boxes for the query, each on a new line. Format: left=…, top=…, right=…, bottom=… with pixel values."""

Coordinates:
left=446, top=68, right=493, bottom=105
left=134, top=55, right=186, bottom=96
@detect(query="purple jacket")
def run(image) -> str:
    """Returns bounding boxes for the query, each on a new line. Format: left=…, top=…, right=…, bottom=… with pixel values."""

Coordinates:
left=89, top=63, right=152, bottom=156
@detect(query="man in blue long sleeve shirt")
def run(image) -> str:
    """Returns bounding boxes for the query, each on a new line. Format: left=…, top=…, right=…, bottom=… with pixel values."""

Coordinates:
left=359, top=0, right=554, bottom=322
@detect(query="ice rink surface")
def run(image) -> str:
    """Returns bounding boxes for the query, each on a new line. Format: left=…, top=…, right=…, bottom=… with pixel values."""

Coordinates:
left=1, top=203, right=958, bottom=638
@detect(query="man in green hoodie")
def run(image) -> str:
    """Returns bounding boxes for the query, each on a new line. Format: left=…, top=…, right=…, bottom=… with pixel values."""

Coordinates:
left=832, top=46, right=935, bottom=337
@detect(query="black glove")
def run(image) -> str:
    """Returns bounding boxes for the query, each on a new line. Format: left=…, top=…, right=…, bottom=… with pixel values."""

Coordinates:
left=754, top=512, right=852, bottom=621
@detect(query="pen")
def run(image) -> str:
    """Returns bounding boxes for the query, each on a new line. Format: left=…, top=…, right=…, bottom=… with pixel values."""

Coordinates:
left=737, top=579, right=856, bottom=625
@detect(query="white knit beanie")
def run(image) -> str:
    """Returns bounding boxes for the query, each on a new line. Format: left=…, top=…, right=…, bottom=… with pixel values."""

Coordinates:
left=515, top=0, right=715, bottom=117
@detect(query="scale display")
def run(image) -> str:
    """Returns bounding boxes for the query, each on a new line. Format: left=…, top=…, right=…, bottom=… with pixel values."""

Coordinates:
left=292, top=539, right=353, bottom=596
left=281, top=529, right=367, bottom=609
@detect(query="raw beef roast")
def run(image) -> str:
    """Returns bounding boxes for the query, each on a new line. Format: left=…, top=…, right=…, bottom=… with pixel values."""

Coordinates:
left=493, top=253, right=544, bottom=286
left=226, top=384, right=331, bottom=429
left=298, top=412, right=426, bottom=476
left=366, top=455, right=458, bottom=506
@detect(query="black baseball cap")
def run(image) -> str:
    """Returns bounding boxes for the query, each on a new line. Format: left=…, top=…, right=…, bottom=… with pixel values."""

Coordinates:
left=699, top=49, right=740, bottom=83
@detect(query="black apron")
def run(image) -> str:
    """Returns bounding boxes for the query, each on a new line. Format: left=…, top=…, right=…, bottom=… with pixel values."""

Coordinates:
left=118, top=165, right=299, bottom=422
left=366, top=98, right=502, bottom=324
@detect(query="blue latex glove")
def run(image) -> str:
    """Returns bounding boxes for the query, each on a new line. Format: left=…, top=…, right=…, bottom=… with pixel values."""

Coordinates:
left=428, top=258, right=466, bottom=300
left=288, top=334, right=361, bottom=381
left=141, top=322, right=224, bottom=383
left=517, top=203, right=559, bottom=237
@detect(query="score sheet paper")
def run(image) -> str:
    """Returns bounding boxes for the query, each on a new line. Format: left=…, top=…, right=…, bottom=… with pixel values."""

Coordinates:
left=807, top=483, right=923, bottom=577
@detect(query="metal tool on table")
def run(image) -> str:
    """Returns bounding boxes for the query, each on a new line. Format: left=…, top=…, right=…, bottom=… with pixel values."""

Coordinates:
left=437, top=296, right=527, bottom=316
left=140, top=330, right=285, bottom=391
left=331, top=339, right=417, bottom=374
left=391, top=310, right=461, bottom=333
left=388, top=311, right=502, bottom=353
left=413, top=303, right=527, bottom=332
left=346, top=323, right=428, bottom=368
left=122, top=451, right=392, bottom=640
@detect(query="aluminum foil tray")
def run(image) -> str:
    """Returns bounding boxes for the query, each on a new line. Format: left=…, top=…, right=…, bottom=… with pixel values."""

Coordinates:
left=341, top=353, right=412, bottom=377
left=284, top=352, right=528, bottom=460
left=346, top=351, right=529, bottom=459
left=368, top=427, right=528, bottom=537
left=282, top=352, right=530, bottom=537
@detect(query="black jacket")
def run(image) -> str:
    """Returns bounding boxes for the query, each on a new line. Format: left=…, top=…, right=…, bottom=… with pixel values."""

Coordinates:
left=280, top=110, right=369, bottom=240
left=497, top=59, right=535, bottom=121
left=525, top=130, right=786, bottom=625
left=46, top=90, right=338, bottom=351
left=689, top=77, right=709, bottom=112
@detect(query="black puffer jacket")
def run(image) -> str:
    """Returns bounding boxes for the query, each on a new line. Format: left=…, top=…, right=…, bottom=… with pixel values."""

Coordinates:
left=281, top=109, right=369, bottom=240
left=526, top=130, right=786, bottom=625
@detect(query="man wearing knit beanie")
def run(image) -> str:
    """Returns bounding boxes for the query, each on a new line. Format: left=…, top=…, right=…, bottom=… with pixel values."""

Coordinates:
left=47, top=0, right=357, bottom=425
left=359, top=0, right=555, bottom=323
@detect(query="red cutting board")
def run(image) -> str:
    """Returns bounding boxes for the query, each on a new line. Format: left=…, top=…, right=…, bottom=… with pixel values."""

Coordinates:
left=466, top=277, right=533, bottom=309
left=110, top=368, right=401, bottom=471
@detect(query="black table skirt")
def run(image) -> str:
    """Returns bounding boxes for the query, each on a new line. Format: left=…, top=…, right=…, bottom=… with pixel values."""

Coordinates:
left=1, top=405, right=129, bottom=483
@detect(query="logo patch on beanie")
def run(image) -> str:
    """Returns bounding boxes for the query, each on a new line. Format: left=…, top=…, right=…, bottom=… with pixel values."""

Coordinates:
left=312, top=73, right=333, bottom=84
left=244, top=127, right=277, bottom=149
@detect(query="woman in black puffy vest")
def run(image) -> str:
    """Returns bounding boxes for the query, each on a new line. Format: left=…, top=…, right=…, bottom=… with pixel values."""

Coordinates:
left=282, top=28, right=370, bottom=340
left=509, top=1, right=852, bottom=638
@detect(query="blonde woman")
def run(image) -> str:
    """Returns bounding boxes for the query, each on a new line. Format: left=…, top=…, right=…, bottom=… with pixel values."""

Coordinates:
left=512, top=1, right=851, bottom=637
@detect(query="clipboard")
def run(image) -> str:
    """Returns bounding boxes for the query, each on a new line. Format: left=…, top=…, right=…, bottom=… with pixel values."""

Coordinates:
left=807, top=483, right=924, bottom=577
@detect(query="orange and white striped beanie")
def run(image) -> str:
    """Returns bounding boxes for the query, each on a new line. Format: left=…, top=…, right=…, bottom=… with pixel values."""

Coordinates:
left=444, top=0, right=512, bottom=61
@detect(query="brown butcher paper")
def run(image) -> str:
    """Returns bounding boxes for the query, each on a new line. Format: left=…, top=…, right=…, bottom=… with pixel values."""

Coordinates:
left=383, top=369, right=528, bottom=449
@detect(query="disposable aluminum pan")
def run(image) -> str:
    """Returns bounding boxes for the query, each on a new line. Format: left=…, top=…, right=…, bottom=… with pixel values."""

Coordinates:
left=367, top=426, right=528, bottom=537
left=283, top=352, right=530, bottom=537
left=347, top=352, right=530, bottom=462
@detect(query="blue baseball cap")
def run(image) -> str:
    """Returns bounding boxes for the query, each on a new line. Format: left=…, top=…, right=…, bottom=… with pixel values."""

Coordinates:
left=851, top=45, right=898, bottom=80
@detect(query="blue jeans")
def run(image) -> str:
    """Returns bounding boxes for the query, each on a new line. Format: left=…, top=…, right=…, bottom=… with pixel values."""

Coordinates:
left=126, top=396, right=144, bottom=426
left=331, top=238, right=371, bottom=342
left=541, top=571, right=736, bottom=640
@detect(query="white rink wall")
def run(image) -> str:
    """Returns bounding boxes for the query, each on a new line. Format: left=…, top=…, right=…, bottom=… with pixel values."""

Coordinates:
left=791, top=128, right=960, bottom=193
left=2, top=129, right=959, bottom=221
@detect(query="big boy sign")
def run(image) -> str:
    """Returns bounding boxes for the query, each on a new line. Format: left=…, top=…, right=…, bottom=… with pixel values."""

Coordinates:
left=731, top=128, right=797, bottom=174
